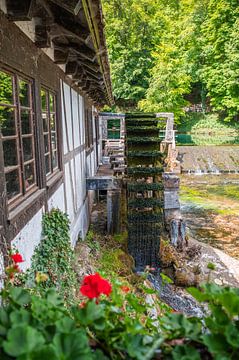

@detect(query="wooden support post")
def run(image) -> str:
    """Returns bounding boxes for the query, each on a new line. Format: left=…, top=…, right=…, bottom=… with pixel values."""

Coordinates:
left=107, top=189, right=121, bottom=234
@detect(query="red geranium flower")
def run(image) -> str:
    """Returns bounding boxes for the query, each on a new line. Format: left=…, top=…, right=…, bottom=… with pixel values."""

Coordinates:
left=11, top=253, right=24, bottom=263
left=80, top=273, right=112, bottom=299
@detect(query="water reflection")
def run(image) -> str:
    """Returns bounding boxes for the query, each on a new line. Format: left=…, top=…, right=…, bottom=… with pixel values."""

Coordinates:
left=180, top=174, right=239, bottom=259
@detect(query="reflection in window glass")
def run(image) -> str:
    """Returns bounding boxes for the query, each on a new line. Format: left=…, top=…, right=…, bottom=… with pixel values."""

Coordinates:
left=21, top=110, right=31, bottom=134
left=0, top=71, right=13, bottom=105
left=45, top=155, right=50, bottom=175
left=44, top=134, right=49, bottom=153
left=42, top=113, right=48, bottom=132
left=0, top=69, right=37, bottom=204
left=23, top=137, right=33, bottom=161
left=5, top=170, right=20, bottom=200
left=51, top=132, right=57, bottom=150
left=24, top=162, right=35, bottom=188
left=0, top=108, right=16, bottom=136
left=41, top=89, right=47, bottom=111
left=52, top=151, right=58, bottom=169
left=41, top=89, right=58, bottom=176
left=50, top=114, right=55, bottom=130
left=49, top=93, right=54, bottom=112
left=3, top=140, right=18, bottom=167
left=19, top=79, right=30, bottom=107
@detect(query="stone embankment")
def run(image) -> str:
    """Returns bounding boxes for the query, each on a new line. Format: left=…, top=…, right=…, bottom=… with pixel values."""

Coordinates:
left=177, top=145, right=239, bottom=173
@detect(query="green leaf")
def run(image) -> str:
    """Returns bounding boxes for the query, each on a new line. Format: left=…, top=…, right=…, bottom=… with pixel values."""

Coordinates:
left=10, top=309, right=31, bottom=326
left=9, top=288, right=31, bottom=306
left=31, top=345, right=58, bottom=360
left=55, top=317, right=76, bottom=334
left=3, top=325, right=45, bottom=356
left=225, top=323, right=239, bottom=348
left=0, top=309, right=9, bottom=327
left=187, top=287, right=208, bottom=302
left=53, top=330, right=92, bottom=359
left=203, top=334, right=229, bottom=355
left=172, top=345, right=201, bottom=360
left=73, top=301, right=105, bottom=326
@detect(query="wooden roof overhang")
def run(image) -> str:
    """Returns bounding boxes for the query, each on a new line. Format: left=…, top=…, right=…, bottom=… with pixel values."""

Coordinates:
left=2, top=0, right=113, bottom=106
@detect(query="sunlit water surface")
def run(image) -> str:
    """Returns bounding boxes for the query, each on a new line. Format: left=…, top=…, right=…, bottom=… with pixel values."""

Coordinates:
left=179, top=174, right=239, bottom=259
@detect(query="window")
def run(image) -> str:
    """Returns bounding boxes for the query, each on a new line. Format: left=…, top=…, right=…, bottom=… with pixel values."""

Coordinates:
left=41, top=89, right=58, bottom=176
left=0, top=69, right=37, bottom=206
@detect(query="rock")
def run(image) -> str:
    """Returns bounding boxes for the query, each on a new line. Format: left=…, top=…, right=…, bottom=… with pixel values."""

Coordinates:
left=214, top=278, right=223, bottom=286
left=174, top=268, right=201, bottom=287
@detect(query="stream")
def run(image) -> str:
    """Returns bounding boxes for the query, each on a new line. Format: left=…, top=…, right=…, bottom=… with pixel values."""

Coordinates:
left=179, top=174, right=239, bottom=259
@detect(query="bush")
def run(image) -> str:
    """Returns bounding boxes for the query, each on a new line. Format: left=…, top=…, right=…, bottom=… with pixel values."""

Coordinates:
left=1, top=273, right=239, bottom=359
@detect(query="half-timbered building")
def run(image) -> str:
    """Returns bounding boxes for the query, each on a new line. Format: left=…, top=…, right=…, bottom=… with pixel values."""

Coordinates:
left=0, top=0, right=113, bottom=270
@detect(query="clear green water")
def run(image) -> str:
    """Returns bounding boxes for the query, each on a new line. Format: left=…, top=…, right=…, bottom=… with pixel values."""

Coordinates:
left=180, top=174, right=239, bottom=259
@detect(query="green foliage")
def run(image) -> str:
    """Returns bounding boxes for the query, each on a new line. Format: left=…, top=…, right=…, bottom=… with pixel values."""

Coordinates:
left=128, top=212, right=162, bottom=222
left=27, top=209, right=77, bottom=303
left=103, top=0, right=239, bottom=120
left=127, top=182, right=163, bottom=192
left=127, top=151, right=164, bottom=158
left=102, top=0, right=161, bottom=109
left=0, top=287, right=100, bottom=360
left=128, top=198, right=163, bottom=209
left=1, top=280, right=239, bottom=359
left=201, top=0, right=239, bottom=120
left=127, top=137, right=161, bottom=143
left=127, top=166, right=164, bottom=176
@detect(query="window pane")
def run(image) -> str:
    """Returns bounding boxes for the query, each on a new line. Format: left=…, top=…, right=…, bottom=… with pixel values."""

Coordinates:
left=19, top=79, right=30, bottom=107
left=23, top=137, right=33, bottom=161
left=24, top=162, right=35, bottom=188
left=21, top=110, right=32, bottom=134
left=45, top=155, right=50, bottom=174
left=3, top=139, right=18, bottom=167
left=44, top=134, right=49, bottom=153
left=41, top=89, right=47, bottom=111
left=42, top=113, right=48, bottom=132
left=5, top=170, right=20, bottom=200
left=0, top=71, right=13, bottom=105
left=52, top=150, right=58, bottom=169
left=50, top=114, right=56, bottom=131
left=49, top=93, right=54, bottom=112
left=0, top=107, right=16, bottom=136
left=51, top=131, right=57, bottom=150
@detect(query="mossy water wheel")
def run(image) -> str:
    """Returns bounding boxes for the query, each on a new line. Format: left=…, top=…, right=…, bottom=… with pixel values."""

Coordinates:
left=125, top=113, right=165, bottom=272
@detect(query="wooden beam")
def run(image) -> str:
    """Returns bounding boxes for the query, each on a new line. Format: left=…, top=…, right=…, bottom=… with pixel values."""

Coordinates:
left=53, top=6, right=90, bottom=42
left=34, top=17, right=52, bottom=47
left=78, top=58, right=100, bottom=73
left=48, top=0, right=82, bottom=15
left=5, top=0, right=36, bottom=20
left=65, top=61, right=78, bottom=75
left=53, top=47, right=69, bottom=64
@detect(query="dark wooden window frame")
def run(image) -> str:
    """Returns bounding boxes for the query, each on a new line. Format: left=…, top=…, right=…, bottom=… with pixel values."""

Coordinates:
left=0, top=67, right=63, bottom=242
left=40, top=87, right=60, bottom=181
left=0, top=67, right=38, bottom=210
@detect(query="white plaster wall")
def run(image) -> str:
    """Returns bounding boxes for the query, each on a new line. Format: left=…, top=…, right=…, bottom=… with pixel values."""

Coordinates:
left=61, top=81, right=68, bottom=155
left=79, top=96, right=85, bottom=146
left=48, top=184, right=65, bottom=212
left=64, top=162, right=75, bottom=222
left=72, top=91, right=81, bottom=148
left=12, top=208, right=44, bottom=271
left=62, top=82, right=73, bottom=152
